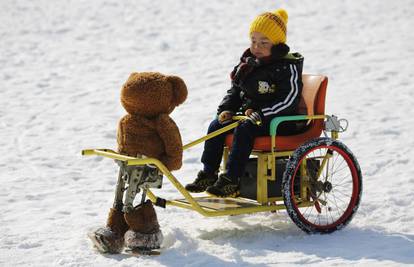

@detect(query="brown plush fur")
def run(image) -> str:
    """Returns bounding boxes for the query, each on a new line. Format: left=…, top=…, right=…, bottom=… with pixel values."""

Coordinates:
left=117, top=72, right=187, bottom=171
left=106, top=208, right=129, bottom=235
left=124, top=200, right=160, bottom=234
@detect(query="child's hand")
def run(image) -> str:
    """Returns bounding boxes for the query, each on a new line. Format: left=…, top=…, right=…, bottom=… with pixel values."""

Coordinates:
left=245, top=109, right=262, bottom=126
left=245, top=109, right=254, bottom=116
left=218, top=111, right=233, bottom=124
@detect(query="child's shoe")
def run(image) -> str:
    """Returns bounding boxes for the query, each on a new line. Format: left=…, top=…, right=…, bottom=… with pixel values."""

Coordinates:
left=185, top=170, right=218, bottom=193
left=206, top=174, right=239, bottom=198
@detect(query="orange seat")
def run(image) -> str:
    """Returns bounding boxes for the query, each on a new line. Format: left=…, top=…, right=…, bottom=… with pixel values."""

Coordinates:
left=225, top=74, right=328, bottom=151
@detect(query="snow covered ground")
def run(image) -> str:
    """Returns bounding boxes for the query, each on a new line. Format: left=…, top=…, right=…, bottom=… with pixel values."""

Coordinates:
left=1, top=0, right=414, bottom=266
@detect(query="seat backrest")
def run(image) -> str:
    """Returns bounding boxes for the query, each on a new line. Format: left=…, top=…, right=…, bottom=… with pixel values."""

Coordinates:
left=298, top=74, right=328, bottom=117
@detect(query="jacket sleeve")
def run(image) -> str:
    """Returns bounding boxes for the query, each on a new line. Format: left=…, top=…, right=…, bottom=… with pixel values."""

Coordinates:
left=217, top=84, right=242, bottom=115
left=260, top=63, right=302, bottom=119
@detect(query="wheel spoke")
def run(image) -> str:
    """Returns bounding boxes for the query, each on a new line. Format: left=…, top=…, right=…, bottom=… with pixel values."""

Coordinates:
left=332, top=179, right=352, bottom=189
left=332, top=152, right=346, bottom=171
left=328, top=192, right=349, bottom=206
left=328, top=152, right=339, bottom=182
left=329, top=160, right=347, bottom=177
left=331, top=188, right=352, bottom=199
left=327, top=193, right=347, bottom=212
left=326, top=164, right=349, bottom=183
left=328, top=204, right=335, bottom=225
left=332, top=173, right=352, bottom=184
left=329, top=191, right=344, bottom=218
left=301, top=204, right=313, bottom=220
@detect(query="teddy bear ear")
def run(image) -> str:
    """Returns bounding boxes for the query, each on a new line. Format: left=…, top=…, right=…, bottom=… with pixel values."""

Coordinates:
left=166, top=75, right=188, bottom=106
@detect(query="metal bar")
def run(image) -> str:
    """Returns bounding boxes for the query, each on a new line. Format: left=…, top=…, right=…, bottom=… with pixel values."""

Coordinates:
left=112, top=169, right=125, bottom=211
left=182, top=121, right=240, bottom=151
left=256, top=154, right=268, bottom=203
left=316, top=151, right=332, bottom=180
left=83, top=148, right=274, bottom=217
left=274, top=151, right=294, bottom=157
left=82, top=114, right=330, bottom=217
left=166, top=200, right=218, bottom=212
left=166, top=200, right=286, bottom=217
left=269, top=115, right=327, bottom=136
left=145, top=189, right=157, bottom=203
left=125, top=157, right=288, bottom=217
left=82, top=154, right=287, bottom=216
left=140, top=189, right=147, bottom=205
left=182, top=115, right=260, bottom=151
left=300, top=159, right=309, bottom=200
left=203, top=204, right=285, bottom=216
left=267, top=197, right=284, bottom=202
left=82, top=150, right=210, bottom=215
left=296, top=201, right=315, bottom=208
left=124, top=157, right=214, bottom=215
left=268, top=115, right=327, bottom=179
left=81, top=149, right=136, bottom=161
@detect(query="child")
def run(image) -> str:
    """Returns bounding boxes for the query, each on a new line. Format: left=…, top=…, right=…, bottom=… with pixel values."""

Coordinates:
left=185, top=9, right=303, bottom=197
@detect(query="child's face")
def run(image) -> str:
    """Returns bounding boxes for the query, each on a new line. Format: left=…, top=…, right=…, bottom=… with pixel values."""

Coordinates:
left=250, top=32, right=273, bottom=59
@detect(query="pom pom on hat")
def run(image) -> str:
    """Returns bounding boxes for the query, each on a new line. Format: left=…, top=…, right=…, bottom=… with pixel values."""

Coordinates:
left=276, top=9, right=288, bottom=23
left=249, top=8, right=288, bottom=44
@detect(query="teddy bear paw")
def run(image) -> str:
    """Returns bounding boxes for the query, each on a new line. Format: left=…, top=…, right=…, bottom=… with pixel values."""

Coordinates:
left=124, top=229, right=163, bottom=252
left=88, top=227, right=124, bottom=254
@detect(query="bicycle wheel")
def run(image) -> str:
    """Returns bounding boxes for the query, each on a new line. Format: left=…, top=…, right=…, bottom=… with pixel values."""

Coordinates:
left=282, top=137, right=362, bottom=233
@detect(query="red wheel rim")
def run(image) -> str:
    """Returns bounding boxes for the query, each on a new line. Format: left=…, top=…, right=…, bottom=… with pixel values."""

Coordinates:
left=290, top=144, right=360, bottom=230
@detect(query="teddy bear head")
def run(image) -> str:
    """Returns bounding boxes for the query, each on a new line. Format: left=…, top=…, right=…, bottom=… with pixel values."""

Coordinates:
left=120, top=72, right=187, bottom=116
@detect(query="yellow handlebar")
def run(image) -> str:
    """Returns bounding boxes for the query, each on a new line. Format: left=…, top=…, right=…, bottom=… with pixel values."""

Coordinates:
left=232, top=115, right=247, bottom=121
left=232, top=115, right=262, bottom=126
left=182, top=115, right=261, bottom=151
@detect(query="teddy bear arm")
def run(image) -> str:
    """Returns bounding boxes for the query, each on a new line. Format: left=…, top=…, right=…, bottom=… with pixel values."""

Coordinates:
left=156, top=116, right=183, bottom=171
left=116, top=117, right=127, bottom=154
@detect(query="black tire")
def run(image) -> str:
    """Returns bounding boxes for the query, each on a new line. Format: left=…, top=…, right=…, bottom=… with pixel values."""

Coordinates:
left=282, top=137, right=362, bottom=234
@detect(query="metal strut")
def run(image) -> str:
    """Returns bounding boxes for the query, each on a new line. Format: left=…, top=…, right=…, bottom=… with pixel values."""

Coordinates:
left=112, top=168, right=126, bottom=211
left=112, top=160, right=163, bottom=213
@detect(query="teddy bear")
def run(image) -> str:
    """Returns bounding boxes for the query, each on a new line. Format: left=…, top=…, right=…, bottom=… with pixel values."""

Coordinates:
left=117, top=72, right=187, bottom=170
left=89, top=72, right=187, bottom=254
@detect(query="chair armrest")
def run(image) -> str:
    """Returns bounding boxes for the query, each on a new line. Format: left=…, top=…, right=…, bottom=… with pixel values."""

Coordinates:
left=269, top=115, right=326, bottom=136
left=265, top=115, right=326, bottom=180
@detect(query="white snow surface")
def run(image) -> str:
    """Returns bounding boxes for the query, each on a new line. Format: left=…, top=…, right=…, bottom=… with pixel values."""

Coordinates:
left=1, top=0, right=414, bottom=266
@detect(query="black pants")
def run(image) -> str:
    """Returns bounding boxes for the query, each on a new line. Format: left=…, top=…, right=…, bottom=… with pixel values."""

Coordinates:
left=201, top=118, right=270, bottom=182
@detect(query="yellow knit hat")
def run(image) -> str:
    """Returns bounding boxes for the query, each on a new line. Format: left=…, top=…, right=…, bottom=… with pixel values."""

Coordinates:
left=249, top=9, right=288, bottom=44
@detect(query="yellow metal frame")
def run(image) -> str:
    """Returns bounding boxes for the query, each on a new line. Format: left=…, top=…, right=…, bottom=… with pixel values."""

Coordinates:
left=82, top=115, right=339, bottom=217
left=82, top=148, right=287, bottom=216
left=223, top=115, right=330, bottom=204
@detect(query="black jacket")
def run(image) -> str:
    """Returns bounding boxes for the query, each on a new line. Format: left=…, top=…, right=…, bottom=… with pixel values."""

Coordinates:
left=217, top=44, right=303, bottom=121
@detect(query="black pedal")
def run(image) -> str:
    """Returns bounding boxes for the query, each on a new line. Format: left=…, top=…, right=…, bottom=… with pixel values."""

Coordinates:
left=155, top=197, right=166, bottom=208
